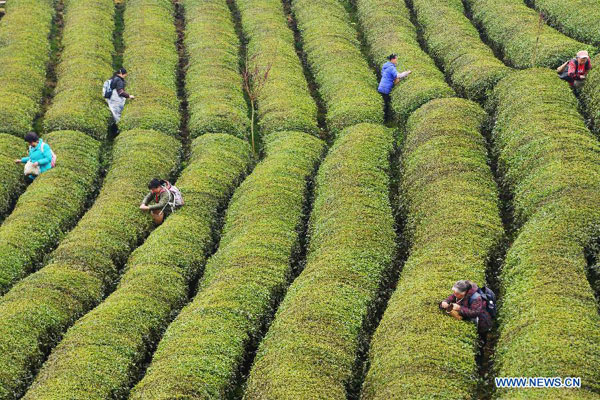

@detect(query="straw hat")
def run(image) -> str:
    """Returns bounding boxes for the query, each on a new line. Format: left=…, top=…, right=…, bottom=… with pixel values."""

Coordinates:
left=577, top=50, right=590, bottom=59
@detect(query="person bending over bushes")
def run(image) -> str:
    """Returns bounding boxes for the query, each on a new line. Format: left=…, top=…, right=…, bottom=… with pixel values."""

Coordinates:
left=557, top=50, right=593, bottom=88
left=14, top=131, right=56, bottom=182
left=104, top=68, right=135, bottom=124
left=439, top=280, right=496, bottom=335
left=377, top=53, right=411, bottom=121
left=140, top=178, right=183, bottom=225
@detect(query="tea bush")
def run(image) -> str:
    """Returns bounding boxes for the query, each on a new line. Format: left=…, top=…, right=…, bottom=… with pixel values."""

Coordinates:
left=0, top=131, right=101, bottom=295
left=22, top=134, right=253, bottom=400
left=130, top=131, right=325, bottom=399
left=0, top=129, right=180, bottom=399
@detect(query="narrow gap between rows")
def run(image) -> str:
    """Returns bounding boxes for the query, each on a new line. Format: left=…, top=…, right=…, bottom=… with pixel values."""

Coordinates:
left=15, top=1, right=128, bottom=395
left=337, top=1, right=411, bottom=397
left=123, top=0, right=194, bottom=394
left=281, top=0, right=329, bottom=142
left=32, top=0, right=65, bottom=134
left=225, top=1, right=331, bottom=397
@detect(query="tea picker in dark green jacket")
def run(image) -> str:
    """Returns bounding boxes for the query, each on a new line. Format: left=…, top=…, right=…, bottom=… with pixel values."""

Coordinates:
left=140, top=178, right=172, bottom=225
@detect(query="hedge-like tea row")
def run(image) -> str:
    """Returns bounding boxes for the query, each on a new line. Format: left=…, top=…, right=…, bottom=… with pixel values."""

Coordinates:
left=119, top=0, right=180, bottom=136
left=22, top=134, right=253, bottom=400
left=42, top=0, right=114, bottom=139
left=235, top=0, right=319, bottom=137
left=360, top=99, right=503, bottom=399
left=581, top=54, right=600, bottom=134
left=464, top=0, right=593, bottom=68
left=291, top=0, right=382, bottom=134
left=130, top=131, right=325, bottom=399
left=409, top=0, right=511, bottom=102
left=244, top=123, right=395, bottom=399
left=0, top=131, right=101, bottom=296
left=528, top=0, right=600, bottom=46
left=185, top=0, right=249, bottom=138
left=0, top=0, right=54, bottom=135
left=0, top=129, right=180, bottom=400
left=0, top=134, right=26, bottom=218
left=355, top=0, right=454, bottom=124
left=489, top=69, right=600, bottom=397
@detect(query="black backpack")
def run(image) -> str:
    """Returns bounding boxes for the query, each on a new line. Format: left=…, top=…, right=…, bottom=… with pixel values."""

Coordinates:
left=468, top=286, right=497, bottom=318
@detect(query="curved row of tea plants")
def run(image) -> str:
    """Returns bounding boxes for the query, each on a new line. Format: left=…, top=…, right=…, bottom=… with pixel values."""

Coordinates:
left=244, top=123, right=395, bottom=399
left=0, top=135, right=26, bottom=219
left=185, top=0, right=249, bottom=138
left=0, top=0, right=54, bottom=135
left=360, top=98, right=503, bottom=399
left=581, top=54, right=600, bottom=134
left=22, top=134, right=253, bottom=400
left=409, top=0, right=511, bottom=102
left=291, top=0, right=382, bottom=134
left=0, top=131, right=101, bottom=296
left=234, top=0, right=319, bottom=137
left=42, top=0, right=115, bottom=139
left=489, top=69, right=600, bottom=398
left=119, top=0, right=180, bottom=136
left=464, top=0, right=593, bottom=68
left=0, top=129, right=180, bottom=400
left=130, top=131, right=325, bottom=399
left=526, top=0, right=600, bottom=46
left=354, top=0, right=453, bottom=125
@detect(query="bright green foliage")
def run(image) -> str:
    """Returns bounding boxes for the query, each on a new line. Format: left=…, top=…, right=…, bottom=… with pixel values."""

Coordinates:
left=22, top=134, right=253, bottom=400
left=43, top=0, right=114, bottom=139
left=529, top=0, right=600, bottom=46
left=0, top=129, right=180, bottom=400
left=291, top=0, right=383, bottom=134
left=244, top=123, right=395, bottom=399
left=489, top=69, right=600, bottom=397
left=0, top=134, right=26, bottom=218
left=465, top=0, right=594, bottom=68
left=581, top=54, right=600, bottom=134
left=0, top=0, right=54, bottom=135
left=0, top=131, right=101, bottom=295
left=361, top=99, right=503, bottom=400
left=129, top=131, right=325, bottom=399
left=184, top=0, right=249, bottom=138
left=119, top=0, right=180, bottom=136
left=355, top=0, right=454, bottom=124
left=235, top=0, right=319, bottom=137
left=410, top=0, right=511, bottom=102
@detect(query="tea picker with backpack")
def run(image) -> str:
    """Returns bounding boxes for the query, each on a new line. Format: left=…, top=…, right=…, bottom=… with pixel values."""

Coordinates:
left=140, top=178, right=184, bottom=225
left=439, top=280, right=496, bottom=335
left=14, top=131, right=57, bottom=182
left=103, top=68, right=135, bottom=124
left=557, top=50, right=593, bottom=88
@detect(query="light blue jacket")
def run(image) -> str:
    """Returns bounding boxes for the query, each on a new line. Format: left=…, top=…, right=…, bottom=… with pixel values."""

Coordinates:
left=21, top=139, right=53, bottom=174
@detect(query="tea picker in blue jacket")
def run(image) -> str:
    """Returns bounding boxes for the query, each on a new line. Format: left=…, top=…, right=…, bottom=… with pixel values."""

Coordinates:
left=378, top=54, right=411, bottom=121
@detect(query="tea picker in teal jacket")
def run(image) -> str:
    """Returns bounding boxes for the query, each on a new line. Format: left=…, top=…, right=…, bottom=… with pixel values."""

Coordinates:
left=14, top=131, right=54, bottom=182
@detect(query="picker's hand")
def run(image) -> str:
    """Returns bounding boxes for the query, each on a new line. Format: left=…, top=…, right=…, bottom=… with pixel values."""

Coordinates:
left=441, top=301, right=449, bottom=309
left=452, top=303, right=460, bottom=311
left=140, top=204, right=149, bottom=211
left=33, top=162, right=39, bottom=167
left=14, top=159, right=22, bottom=164
left=129, top=95, right=136, bottom=99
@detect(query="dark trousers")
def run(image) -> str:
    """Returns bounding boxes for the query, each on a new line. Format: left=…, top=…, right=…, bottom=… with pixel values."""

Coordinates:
left=381, top=92, right=391, bottom=122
